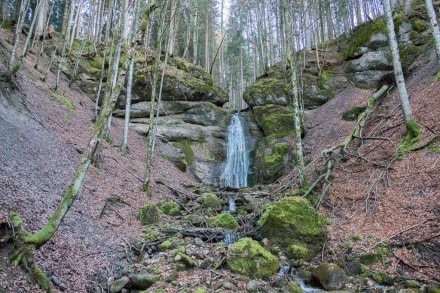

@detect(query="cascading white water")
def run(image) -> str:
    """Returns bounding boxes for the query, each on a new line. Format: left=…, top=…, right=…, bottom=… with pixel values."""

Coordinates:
left=220, top=113, right=250, bottom=188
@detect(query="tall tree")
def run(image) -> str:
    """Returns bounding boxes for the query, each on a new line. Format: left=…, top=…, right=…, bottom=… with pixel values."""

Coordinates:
left=383, top=0, right=413, bottom=123
left=424, top=0, right=440, bottom=63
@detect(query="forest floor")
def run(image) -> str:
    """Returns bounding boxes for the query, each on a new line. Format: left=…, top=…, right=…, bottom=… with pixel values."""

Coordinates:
left=0, top=27, right=439, bottom=292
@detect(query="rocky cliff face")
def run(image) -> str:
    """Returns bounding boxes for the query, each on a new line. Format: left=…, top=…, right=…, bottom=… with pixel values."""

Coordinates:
left=243, top=9, right=433, bottom=184
left=68, top=49, right=230, bottom=186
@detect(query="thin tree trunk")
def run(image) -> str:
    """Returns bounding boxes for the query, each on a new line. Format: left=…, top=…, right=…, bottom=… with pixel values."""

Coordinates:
left=384, top=0, right=413, bottom=123
left=105, top=0, right=116, bottom=42
left=122, top=53, right=134, bottom=152
left=5, top=0, right=30, bottom=80
left=424, top=0, right=440, bottom=63
left=143, top=3, right=163, bottom=192
left=193, top=10, right=198, bottom=64
left=1, top=0, right=8, bottom=20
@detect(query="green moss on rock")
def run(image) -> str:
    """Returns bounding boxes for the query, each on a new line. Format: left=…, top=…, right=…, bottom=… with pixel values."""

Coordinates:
left=258, top=196, right=326, bottom=260
left=173, top=140, right=194, bottom=166
left=200, top=193, right=221, bottom=211
left=257, top=142, right=289, bottom=184
left=138, top=204, right=160, bottom=225
left=288, top=243, right=310, bottom=259
left=253, top=105, right=294, bottom=138
left=341, top=19, right=387, bottom=59
left=227, top=237, right=279, bottom=278
left=342, top=106, right=367, bottom=121
left=208, top=213, right=238, bottom=230
left=159, top=200, right=180, bottom=216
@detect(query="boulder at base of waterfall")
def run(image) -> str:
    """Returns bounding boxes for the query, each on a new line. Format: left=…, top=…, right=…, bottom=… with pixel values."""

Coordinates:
left=227, top=237, right=279, bottom=279
left=313, top=263, right=347, bottom=291
left=258, top=196, right=326, bottom=260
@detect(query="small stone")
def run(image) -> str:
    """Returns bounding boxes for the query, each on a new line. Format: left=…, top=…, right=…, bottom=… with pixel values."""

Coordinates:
left=406, top=280, right=421, bottom=289
left=222, top=281, right=237, bottom=290
left=272, top=276, right=288, bottom=288
left=246, top=280, right=261, bottom=292
left=200, top=259, right=212, bottom=269
left=109, top=276, right=129, bottom=293
left=365, top=278, right=375, bottom=287
left=129, top=273, right=159, bottom=290
left=165, top=271, right=178, bottom=283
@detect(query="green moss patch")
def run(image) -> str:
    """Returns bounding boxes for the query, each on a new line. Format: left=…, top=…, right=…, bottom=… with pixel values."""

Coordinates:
left=257, top=142, right=289, bottom=184
left=342, top=106, right=367, bottom=121
left=159, top=200, right=180, bottom=216
left=51, top=91, right=75, bottom=111
left=208, top=213, right=238, bottom=230
left=200, top=193, right=221, bottom=211
left=253, top=104, right=294, bottom=138
left=398, top=119, right=421, bottom=155
left=341, top=19, right=386, bottom=59
left=172, top=140, right=194, bottom=166
left=227, top=237, right=279, bottom=278
left=137, top=204, right=160, bottom=225
left=258, top=196, right=326, bottom=260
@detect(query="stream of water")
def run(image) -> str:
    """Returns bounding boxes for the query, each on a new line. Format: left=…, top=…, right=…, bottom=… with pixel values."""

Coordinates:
left=219, top=113, right=250, bottom=189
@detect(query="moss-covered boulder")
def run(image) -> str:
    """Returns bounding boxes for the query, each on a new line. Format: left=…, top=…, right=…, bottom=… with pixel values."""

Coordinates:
left=258, top=196, right=326, bottom=260
left=158, top=200, right=180, bottom=216
left=255, top=142, right=289, bottom=184
left=227, top=237, right=279, bottom=278
left=200, top=193, right=222, bottom=211
left=253, top=105, right=294, bottom=138
left=208, top=213, right=238, bottom=230
left=313, top=263, right=347, bottom=291
left=137, top=204, right=160, bottom=225
left=243, top=76, right=289, bottom=107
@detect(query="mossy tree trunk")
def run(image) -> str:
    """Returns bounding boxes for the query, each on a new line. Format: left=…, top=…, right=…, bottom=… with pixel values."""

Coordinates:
left=9, top=70, right=126, bottom=293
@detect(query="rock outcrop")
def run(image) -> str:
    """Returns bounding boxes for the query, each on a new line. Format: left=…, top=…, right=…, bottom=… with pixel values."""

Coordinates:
left=68, top=48, right=230, bottom=185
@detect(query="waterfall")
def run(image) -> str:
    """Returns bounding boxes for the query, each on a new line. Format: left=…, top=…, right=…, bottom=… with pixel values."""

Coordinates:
left=220, top=113, right=250, bottom=188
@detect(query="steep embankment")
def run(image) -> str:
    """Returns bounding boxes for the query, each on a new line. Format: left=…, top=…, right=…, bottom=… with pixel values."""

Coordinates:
left=0, top=29, right=198, bottom=291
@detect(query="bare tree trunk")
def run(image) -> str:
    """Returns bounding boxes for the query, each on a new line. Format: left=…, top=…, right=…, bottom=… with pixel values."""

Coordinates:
left=122, top=52, right=134, bottom=152
left=424, top=0, right=440, bottom=63
left=204, top=9, right=209, bottom=71
left=69, top=0, right=84, bottom=50
left=35, top=0, right=48, bottom=39
left=193, top=10, right=198, bottom=64
left=384, top=0, right=413, bottom=123
left=0, top=0, right=8, bottom=20
left=5, top=0, right=30, bottom=80
left=143, top=3, right=164, bottom=192
left=105, top=0, right=115, bottom=42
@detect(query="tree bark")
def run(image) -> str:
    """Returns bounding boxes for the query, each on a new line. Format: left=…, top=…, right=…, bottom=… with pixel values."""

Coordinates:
left=383, top=0, right=413, bottom=123
left=35, top=0, right=48, bottom=39
left=424, top=0, right=440, bottom=63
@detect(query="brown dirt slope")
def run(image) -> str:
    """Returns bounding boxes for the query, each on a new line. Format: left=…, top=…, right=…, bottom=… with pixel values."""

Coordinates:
left=301, top=49, right=440, bottom=281
left=0, top=28, right=197, bottom=292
